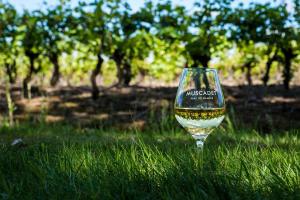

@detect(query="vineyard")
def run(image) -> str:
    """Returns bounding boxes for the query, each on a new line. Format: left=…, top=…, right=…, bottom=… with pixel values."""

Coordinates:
left=0, top=0, right=300, bottom=199
left=0, top=0, right=300, bottom=93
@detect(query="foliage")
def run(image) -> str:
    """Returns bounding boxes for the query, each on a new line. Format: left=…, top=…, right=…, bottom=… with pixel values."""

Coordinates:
left=0, top=0, right=299, bottom=91
left=184, top=0, right=233, bottom=68
left=0, top=1, right=19, bottom=83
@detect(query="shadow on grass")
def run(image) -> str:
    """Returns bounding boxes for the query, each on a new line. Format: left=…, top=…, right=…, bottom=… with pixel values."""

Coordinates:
left=0, top=134, right=299, bottom=199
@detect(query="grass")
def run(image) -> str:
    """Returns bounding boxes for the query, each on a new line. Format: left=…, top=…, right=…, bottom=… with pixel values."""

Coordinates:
left=0, top=116, right=299, bottom=199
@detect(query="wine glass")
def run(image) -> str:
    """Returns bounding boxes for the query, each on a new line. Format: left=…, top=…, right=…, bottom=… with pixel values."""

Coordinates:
left=174, top=67, right=225, bottom=148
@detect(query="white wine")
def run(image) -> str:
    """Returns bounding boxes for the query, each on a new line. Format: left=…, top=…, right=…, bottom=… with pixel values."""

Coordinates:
left=174, top=68, right=225, bottom=148
left=174, top=108, right=225, bottom=136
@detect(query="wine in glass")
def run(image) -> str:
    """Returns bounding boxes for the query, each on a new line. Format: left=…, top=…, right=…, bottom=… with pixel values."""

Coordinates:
left=174, top=68, right=225, bottom=148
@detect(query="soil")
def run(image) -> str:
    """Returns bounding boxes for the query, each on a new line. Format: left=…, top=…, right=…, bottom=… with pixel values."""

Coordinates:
left=0, top=84, right=300, bottom=132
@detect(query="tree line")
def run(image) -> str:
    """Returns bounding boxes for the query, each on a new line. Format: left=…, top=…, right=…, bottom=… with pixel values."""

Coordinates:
left=0, top=0, right=300, bottom=99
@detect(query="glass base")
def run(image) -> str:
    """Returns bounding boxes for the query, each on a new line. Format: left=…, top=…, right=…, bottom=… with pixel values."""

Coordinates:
left=192, top=134, right=208, bottom=149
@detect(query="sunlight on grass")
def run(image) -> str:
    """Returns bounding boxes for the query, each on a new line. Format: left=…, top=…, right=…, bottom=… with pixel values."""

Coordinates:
left=0, top=120, right=299, bottom=199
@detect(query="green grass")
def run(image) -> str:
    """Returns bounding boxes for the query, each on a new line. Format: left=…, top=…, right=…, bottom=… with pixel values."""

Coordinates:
left=0, top=120, right=299, bottom=199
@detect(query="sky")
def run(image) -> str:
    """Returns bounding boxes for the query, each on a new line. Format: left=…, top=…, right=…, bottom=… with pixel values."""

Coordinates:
left=7, top=0, right=290, bottom=12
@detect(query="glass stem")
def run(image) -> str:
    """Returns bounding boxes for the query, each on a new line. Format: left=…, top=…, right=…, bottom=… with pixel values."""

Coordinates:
left=192, top=134, right=208, bottom=149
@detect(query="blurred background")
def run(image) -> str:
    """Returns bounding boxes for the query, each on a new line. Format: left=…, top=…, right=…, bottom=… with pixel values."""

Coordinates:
left=0, top=0, right=299, bottom=131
